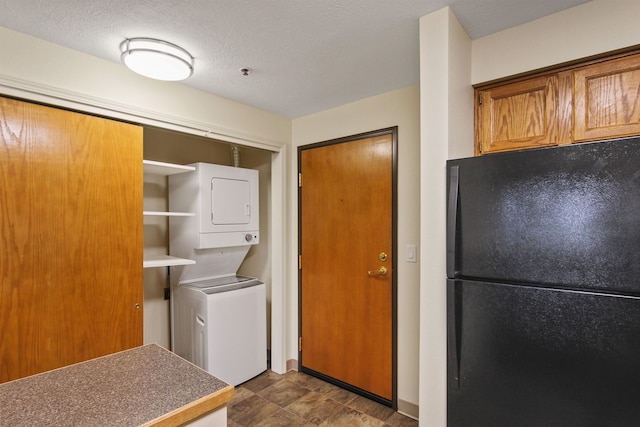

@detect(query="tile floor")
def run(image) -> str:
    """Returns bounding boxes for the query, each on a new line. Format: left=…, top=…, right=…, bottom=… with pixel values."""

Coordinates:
left=227, top=370, right=419, bottom=426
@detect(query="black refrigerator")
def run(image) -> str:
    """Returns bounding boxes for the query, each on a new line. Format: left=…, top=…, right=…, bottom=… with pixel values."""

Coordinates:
left=446, top=137, right=640, bottom=427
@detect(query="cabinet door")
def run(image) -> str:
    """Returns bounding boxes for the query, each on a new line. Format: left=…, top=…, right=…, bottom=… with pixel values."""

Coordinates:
left=573, top=53, right=640, bottom=142
left=477, top=73, right=572, bottom=154
left=0, top=97, right=143, bottom=382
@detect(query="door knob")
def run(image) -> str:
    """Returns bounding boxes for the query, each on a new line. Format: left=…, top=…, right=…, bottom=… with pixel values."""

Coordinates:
left=367, top=266, right=388, bottom=277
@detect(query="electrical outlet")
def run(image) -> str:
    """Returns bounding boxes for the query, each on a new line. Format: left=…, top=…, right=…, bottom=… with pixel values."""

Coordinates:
left=164, top=288, right=170, bottom=300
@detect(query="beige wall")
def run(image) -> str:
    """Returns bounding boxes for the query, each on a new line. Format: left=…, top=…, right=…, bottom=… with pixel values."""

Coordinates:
left=419, top=1, right=640, bottom=426
left=291, top=85, right=421, bottom=413
left=472, top=0, right=640, bottom=85
left=0, top=26, right=291, bottom=149
left=418, top=8, right=473, bottom=427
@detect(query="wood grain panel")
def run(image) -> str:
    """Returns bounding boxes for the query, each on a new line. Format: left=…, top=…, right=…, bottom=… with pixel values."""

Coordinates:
left=300, top=133, right=393, bottom=401
left=475, top=48, right=640, bottom=155
left=0, top=97, right=143, bottom=383
left=556, top=70, right=574, bottom=146
left=492, top=88, right=545, bottom=140
left=574, top=53, right=640, bottom=141
left=478, top=75, right=562, bottom=154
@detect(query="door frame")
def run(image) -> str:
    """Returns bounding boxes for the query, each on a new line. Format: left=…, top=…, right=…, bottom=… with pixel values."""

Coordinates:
left=297, top=126, right=398, bottom=408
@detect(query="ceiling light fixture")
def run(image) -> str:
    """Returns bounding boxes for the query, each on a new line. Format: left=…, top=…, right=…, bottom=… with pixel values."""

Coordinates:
left=120, top=38, right=194, bottom=81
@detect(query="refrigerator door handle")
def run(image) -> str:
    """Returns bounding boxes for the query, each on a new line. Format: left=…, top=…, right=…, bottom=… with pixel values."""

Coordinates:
left=447, top=279, right=461, bottom=389
left=447, top=165, right=460, bottom=278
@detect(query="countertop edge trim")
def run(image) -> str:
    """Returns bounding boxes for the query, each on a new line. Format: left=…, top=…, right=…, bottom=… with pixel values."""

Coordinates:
left=140, top=385, right=235, bottom=427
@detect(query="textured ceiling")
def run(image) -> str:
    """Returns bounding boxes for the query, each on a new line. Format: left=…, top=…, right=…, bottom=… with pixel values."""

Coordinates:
left=0, top=0, right=591, bottom=118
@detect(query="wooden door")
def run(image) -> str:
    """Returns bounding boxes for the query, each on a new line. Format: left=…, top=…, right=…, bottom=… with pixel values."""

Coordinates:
left=299, top=128, right=396, bottom=405
left=476, top=73, right=572, bottom=154
left=0, top=97, right=143, bottom=383
left=573, top=53, right=640, bottom=142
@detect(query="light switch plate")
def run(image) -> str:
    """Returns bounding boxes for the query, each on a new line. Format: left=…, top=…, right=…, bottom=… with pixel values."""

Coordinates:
left=407, top=244, right=417, bottom=263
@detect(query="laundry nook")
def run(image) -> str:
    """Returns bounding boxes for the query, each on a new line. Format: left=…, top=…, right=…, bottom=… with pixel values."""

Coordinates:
left=168, top=162, right=267, bottom=386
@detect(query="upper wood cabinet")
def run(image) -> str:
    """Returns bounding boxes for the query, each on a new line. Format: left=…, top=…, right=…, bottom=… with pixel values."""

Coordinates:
left=0, top=97, right=143, bottom=383
left=476, top=73, right=572, bottom=154
left=475, top=47, right=640, bottom=155
left=573, top=53, right=640, bottom=142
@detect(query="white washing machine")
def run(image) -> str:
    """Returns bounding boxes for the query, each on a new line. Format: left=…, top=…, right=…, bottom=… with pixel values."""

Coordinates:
left=172, top=275, right=266, bottom=386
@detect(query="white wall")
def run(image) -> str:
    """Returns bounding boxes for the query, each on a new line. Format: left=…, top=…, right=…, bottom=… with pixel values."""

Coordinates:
left=418, top=8, right=473, bottom=427
left=291, top=85, right=421, bottom=414
left=0, top=26, right=291, bottom=149
left=472, top=0, right=640, bottom=84
left=419, top=1, right=640, bottom=426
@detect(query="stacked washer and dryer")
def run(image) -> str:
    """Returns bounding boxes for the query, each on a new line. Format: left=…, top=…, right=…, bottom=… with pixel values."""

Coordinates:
left=168, top=162, right=266, bottom=386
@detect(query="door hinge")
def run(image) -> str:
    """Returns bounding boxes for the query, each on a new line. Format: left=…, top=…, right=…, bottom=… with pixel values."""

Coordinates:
left=298, top=255, right=302, bottom=269
left=299, top=337, right=302, bottom=352
left=298, top=172, right=302, bottom=187
left=478, top=93, right=483, bottom=105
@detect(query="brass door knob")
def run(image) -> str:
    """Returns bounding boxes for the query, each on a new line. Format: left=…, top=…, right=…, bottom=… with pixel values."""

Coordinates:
left=367, top=266, right=388, bottom=277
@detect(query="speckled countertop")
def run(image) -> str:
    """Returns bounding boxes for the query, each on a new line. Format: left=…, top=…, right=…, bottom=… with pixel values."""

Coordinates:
left=0, top=344, right=234, bottom=427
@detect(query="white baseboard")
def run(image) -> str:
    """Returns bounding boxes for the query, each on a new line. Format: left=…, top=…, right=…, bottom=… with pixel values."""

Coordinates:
left=286, top=359, right=299, bottom=372
left=397, top=399, right=419, bottom=420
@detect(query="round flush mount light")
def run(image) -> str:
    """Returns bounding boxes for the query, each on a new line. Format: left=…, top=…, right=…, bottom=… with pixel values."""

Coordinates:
left=120, top=38, right=194, bottom=81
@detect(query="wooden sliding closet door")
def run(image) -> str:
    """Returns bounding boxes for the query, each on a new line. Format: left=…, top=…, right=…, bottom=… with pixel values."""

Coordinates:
left=0, top=97, right=143, bottom=383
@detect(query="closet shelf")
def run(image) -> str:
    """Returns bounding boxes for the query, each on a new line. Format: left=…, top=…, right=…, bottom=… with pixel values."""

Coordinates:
left=143, top=160, right=195, bottom=175
left=143, top=255, right=196, bottom=269
left=143, top=211, right=195, bottom=217
left=143, top=159, right=196, bottom=268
